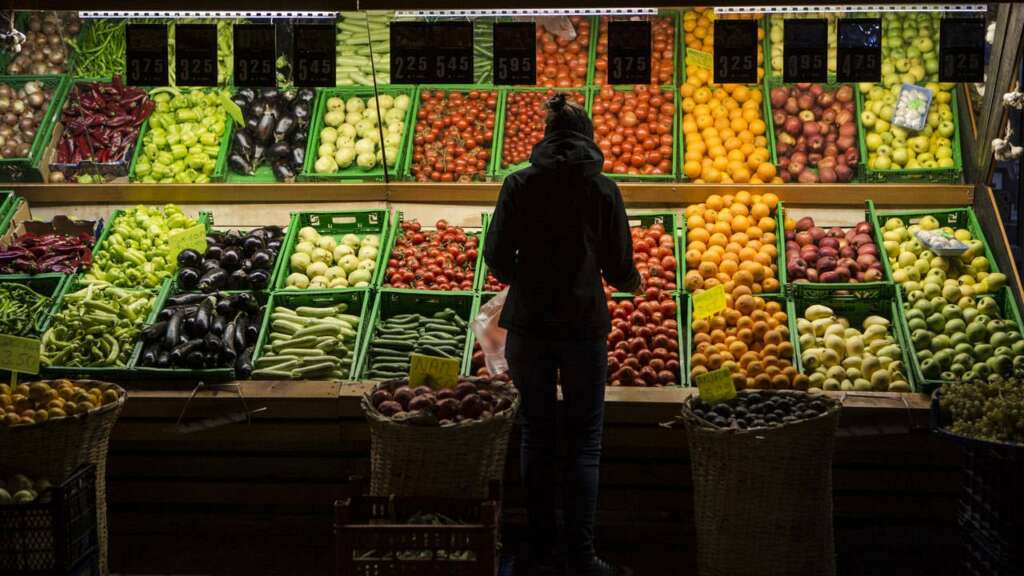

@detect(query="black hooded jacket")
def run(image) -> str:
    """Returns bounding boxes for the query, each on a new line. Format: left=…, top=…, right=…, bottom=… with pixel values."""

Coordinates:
left=484, top=129, right=640, bottom=340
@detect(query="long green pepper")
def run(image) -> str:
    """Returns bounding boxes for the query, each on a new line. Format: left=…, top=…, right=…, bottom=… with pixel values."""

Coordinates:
left=41, top=283, right=154, bottom=368
left=0, top=284, right=51, bottom=337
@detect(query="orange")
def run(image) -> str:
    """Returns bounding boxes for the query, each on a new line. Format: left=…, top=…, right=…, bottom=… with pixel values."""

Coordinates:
left=750, top=202, right=769, bottom=220
left=684, top=161, right=702, bottom=179
left=756, top=163, right=776, bottom=180
left=688, top=227, right=709, bottom=245
left=749, top=119, right=766, bottom=135
left=757, top=216, right=775, bottom=231
left=761, top=192, right=780, bottom=210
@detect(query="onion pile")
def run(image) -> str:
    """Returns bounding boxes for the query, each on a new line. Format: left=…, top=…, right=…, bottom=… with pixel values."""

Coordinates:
left=770, top=83, right=858, bottom=183
left=5, top=12, right=80, bottom=75
left=0, top=81, right=52, bottom=160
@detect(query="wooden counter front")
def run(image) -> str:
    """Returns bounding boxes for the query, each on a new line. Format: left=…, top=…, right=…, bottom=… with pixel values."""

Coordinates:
left=105, top=382, right=961, bottom=575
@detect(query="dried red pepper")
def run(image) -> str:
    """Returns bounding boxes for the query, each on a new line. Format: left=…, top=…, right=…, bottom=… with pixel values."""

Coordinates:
left=55, top=75, right=152, bottom=166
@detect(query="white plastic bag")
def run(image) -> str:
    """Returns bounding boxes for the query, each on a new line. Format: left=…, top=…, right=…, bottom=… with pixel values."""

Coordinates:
left=472, top=287, right=509, bottom=376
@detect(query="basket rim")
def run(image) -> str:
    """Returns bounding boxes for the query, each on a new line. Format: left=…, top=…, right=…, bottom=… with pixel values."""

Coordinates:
left=0, top=379, right=125, bottom=433
left=361, top=377, right=519, bottom=427
left=681, top=389, right=841, bottom=436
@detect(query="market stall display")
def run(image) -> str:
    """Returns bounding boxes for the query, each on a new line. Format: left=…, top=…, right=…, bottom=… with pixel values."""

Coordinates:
left=783, top=212, right=884, bottom=284
left=494, top=88, right=586, bottom=174
left=768, top=82, right=860, bottom=184
left=335, top=11, right=392, bottom=86
left=607, top=292, right=683, bottom=387
left=381, top=216, right=479, bottom=292
left=2, top=12, right=81, bottom=75
left=306, top=89, right=412, bottom=179
left=0, top=230, right=93, bottom=275
left=175, top=226, right=285, bottom=292
left=0, top=76, right=67, bottom=182
left=0, top=276, right=62, bottom=337
left=407, top=88, right=498, bottom=183
left=535, top=16, right=592, bottom=87
left=226, top=88, right=314, bottom=182
left=593, top=15, right=676, bottom=86
left=592, top=84, right=676, bottom=178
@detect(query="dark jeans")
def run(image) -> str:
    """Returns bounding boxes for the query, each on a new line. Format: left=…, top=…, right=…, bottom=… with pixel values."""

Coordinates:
left=505, top=331, right=607, bottom=564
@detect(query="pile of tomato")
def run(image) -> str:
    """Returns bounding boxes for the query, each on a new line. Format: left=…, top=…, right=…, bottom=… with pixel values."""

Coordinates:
left=594, top=16, right=675, bottom=86
left=384, top=219, right=478, bottom=291
left=592, top=84, right=675, bottom=176
left=500, top=89, right=585, bottom=169
left=410, top=90, right=498, bottom=183
left=536, top=16, right=591, bottom=87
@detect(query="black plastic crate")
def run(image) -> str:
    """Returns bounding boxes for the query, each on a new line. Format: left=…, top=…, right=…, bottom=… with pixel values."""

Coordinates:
left=0, top=464, right=98, bottom=576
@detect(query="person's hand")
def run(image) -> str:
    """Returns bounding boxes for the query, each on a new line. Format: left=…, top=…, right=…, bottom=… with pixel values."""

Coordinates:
left=632, top=276, right=645, bottom=296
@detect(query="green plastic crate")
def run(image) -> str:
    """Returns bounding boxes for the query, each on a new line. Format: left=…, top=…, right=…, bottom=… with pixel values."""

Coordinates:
left=870, top=204, right=1001, bottom=295
left=274, top=208, right=391, bottom=291
left=474, top=212, right=500, bottom=293
left=686, top=292, right=792, bottom=391
left=898, top=286, right=1024, bottom=395
left=587, top=84, right=679, bottom=181
left=354, top=288, right=475, bottom=380
left=787, top=282, right=916, bottom=391
left=378, top=210, right=484, bottom=292
left=0, top=273, right=68, bottom=337
left=856, top=84, right=962, bottom=183
left=251, top=287, right=371, bottom=380
left=0, top=191, right=15, bottom=222
left=40, top=275, right=170, bottom=380
left=590, top=11, right=681, bottom=89
left=0, top=198, right=25, bottom=240
left=127, top=88, right=235, bottom=183
left=611, top=210, right=684, bottom=297
left=0, top=74, right=71, bottom=182
left=489, top=86, right=591, bottom=179
left=607, top=292, right=685, bottom=387
left=398, top=85, right=502, bottom=182
left=780, top=200, right=891, bottom=291
left=299, top=86, right=416, bottom=182
left=131, top=290, right=266, bottom=382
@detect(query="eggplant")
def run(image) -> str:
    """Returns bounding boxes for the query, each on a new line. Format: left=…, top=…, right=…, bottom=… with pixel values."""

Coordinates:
left=204, top=245, right=223, bottom=261
left=201, top=259, right=222, bottom=273
left=210, top=314, right=226, bottom=335
left=198, top=268, right=228, bottom=291
left=177, top=249, right=202, bottom=269
left=223, top=318, right=237, bottom=358
left=268, top=141, right=291, bottom=160
left=234, top=292, right=259, bottom=314
left=242, top=235, right=265, bottom=256
left=244, top=115, right=260, bottom=135
left=253, top=144, right=266, bottom=166
left=228, top=269, right=249, bottom=289
left=185, top=350, right=207, bottom=369
left=273, top=161, right=296, bottom=182
left=234, top=314, right=250, bottom=350
left=141, top=342, right=160, bottom=366
left=228, top=153, right=253, bottom=176
left=165, top=309, right=186, bottom=349
left=266, top=240, right=282, bottom=253
left=204, top=333, right=223, bottom=353
left=245, top=313, right=260, bottom=343
left=215, top=297, right=235, bottom=317
left=178, top=266, right=201, bottom=290
left=260, top=112, right=280, bottom=142
left=291, top=128, right=308, bottom=144
left=292, top=101, right=310, bottom=125
left=235, top=346, right=255, bottom=379
left=232, top=131, right=254, bottom=157
left=141, top=321, right=168, bottom=343
left=260, top=88, right=281, bottom=103
left=232, top=95, right=250, bottom=110
left=158, top=305, right=198, bottom=321
left=274, top=114, right=297, bottom=141
left=297, top=88, right=315, bottom=104
left=220, top=248, right=241, bottom=270
left=249, top=99, right=267, bottom=118
left=156, top=350, right=171, bottom=368
left=223, top=230, right=243, bottom=246
left=166, top=293, right=208, bottom=308
left=236, top=87, right=256, bottom=104
left=248, top=269, right=270, bottom=290
left=250, top=250, right=273, bottom=269
left=263, top=225, right=284, bottom=237
left=290, top=146, right=305, bottom=169
left=191, top=296, right=214, bottom=337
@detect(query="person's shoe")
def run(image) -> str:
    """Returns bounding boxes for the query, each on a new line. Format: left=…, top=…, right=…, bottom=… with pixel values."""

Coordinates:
left=568, top=556, right=632, bottom=576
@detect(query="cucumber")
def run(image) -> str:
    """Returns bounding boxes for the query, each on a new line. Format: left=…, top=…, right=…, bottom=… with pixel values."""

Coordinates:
left=372, top=338, right=414, bottom=351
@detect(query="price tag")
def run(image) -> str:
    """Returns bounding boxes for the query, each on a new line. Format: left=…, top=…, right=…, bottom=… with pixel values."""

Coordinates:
left=293, top=23, right=336, bottom=87
left=390, top=21, right=474, bottom=84
left=686, top=48, right=713, bottom=70
left=713, top=19, right=758, bottom=84
left=692, top=284, right=726, bottom=320
left=175, top=24, right=218, bottom=86
left=836, top=18, right=881, bottom=83
left=234, top=24, right=277, bottom=87
left=493, top=22, right=536, bottom=85
left=0, top=334, right=41, bottom=376
left=939, top=18, right=985, bottom=83
left=126, top=24, right=168, bottom=86
left=784, top=19, right=828, bottom=84
left=695, top=368, right=736, bottom=404
left=607, top=20, right=651, bottom=85
left=167, top=224, right=208, bottom=260
left=409, top=353, right=460, bottom=390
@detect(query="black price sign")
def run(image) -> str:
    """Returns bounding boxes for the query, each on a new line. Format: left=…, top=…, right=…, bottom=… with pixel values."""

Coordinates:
left=234, top=24, right=276, bottom=87
left=837, top=18, right=881, bottom=83
left=713, top=20, right=758, bottom=84
left=607, top=20, right=651, bottom=85
left=126, top=24, right=168, bottom=86
left=784, top=19, right=828, bottom=83
left=493, top=22, right=535, bottom=85
left=175, top=24, right=218, bottom=86
left=293, top=23, right=336, bottom=87
left=940, top=18, right=985, bottom=83
left=390, top=21, right=474, bottom=84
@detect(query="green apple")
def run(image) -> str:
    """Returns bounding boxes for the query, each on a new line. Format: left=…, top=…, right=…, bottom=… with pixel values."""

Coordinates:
left=938, top=157, right=956, bottom=168
left=914, top=37, right=934, bottom=53
left=861, top=110, right=877, bottom=128
left=892, top=147, right=910, bottom=166
left=937, top=121, right=954, bottom=138
left=866, top=133, right=883, bottom=151
left=874, top=155, right=892, bottom=170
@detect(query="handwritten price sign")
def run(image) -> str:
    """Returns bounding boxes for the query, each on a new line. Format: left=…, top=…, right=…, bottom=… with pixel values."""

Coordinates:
left=0, top=334, right=41, bottom=375
left=409, top=353, right=460, bottom=389
left=167, top=224, right=207, bottom=260
left=695, top=367, right=735, bottom=404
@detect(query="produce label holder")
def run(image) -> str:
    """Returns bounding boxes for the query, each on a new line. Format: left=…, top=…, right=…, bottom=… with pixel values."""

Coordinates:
left=125, top=23, right=169, bottom=87
left=409, top=353, right=460, bottom=389
left=835, top=18, right=881, bottom=84
left=692, top=284, right=726, bottom=320
left=233, top=24, right=277, bottom=88
left=0, top=333, right=41, bottom=386
left=167, top=224, right=208, bottom=261
left=782, top=18, right=828, bottom=84
left=695, top=367, right=735, bottom=404
left=492, top=22, right=536, bottom=86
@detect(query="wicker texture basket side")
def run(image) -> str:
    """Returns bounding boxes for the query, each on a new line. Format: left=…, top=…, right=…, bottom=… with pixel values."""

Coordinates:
left=363, top=379, right=519, bottom=500
left=0, top=380, right=125, bottom=576
left=682, top=391, right=841, bottom=576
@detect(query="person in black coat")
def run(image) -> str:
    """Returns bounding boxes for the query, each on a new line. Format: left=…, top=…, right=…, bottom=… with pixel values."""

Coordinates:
left=485, top=94, right=640, bottom=576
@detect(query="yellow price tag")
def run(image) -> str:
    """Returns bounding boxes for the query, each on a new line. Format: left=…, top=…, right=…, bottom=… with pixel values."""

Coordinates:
left=695, top=367, right=736, bottom=404
left=0, top=334, right=41, bottom=375
left=686, top=48, right=714, bottom=69
left=692, top=284, right=726, bottom=320
left=167, top=224, right=207, bottom=261
left=408, top=353, right=460, bottom=390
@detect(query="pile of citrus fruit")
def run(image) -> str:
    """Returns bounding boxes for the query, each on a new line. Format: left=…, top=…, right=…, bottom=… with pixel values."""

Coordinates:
left=680, top=68, right=780, bottom=184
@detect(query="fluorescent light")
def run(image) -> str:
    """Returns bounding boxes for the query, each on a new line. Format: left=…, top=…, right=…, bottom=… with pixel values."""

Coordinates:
left=715, top=4, right=986, bottom=15
left=78, top=11, right=338, bottom=19
left=394, top=9, right=658, bottom=19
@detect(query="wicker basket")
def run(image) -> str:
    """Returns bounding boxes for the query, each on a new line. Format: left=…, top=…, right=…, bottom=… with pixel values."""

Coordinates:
left=681, top=390, right=841, bottom=576
left=0, top=380, right=125, bottom=576
left=362, top=378, right=518, bottom=499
